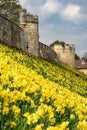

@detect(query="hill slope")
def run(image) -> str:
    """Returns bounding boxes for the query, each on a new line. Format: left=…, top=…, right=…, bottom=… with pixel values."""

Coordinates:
left=0, top=43, right=87, bottom=130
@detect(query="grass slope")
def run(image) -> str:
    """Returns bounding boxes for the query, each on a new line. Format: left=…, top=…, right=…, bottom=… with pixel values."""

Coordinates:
left=0, top=43, right=87, bottom=130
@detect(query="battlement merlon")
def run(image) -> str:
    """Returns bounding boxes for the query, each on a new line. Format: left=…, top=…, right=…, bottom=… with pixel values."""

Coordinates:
left=19, top=8, right=38, bottom=24
left=65, top=44, right=75, bottom=50
left=26, top=14, right=38, bottom=23
left=53, top=43, right=75, bottom=50
left=19, top=9, right=26, bottom=22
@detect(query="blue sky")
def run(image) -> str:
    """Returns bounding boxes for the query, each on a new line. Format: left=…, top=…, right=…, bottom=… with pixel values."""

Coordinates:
left=19, top=0, right=87, bottom=58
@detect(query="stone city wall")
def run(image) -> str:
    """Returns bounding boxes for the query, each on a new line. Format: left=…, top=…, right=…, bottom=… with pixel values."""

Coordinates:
left=51, top=44, right=75, bottom=67
left=0, top=15, right=27, bottom=52
left=39, top=42, right=58, bottom=62
left=0, top=9, right=75, bottom=66
left=0, top=14, right=58, bottom=62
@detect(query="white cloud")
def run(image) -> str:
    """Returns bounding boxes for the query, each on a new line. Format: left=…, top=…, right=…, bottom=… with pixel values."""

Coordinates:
left=38, top=0, right=63, bottom=23
left=19, top=0, right=31, bottom=10
left=19, top=0, right=27, bottom=7
left=61, top=4, right=81, bottom=22
left=44, top=0, right=61, bottom=14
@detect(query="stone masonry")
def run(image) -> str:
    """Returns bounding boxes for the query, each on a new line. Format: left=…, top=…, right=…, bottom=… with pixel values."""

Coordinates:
left=39, top=42, right=58, bottom=62
left=0, top=14, right=26, bottom=51
left=51, top=44, right=75, bottom=67
left=0, top=8, right=75, bottom=66
left=19, top=9, right=39, bottom=57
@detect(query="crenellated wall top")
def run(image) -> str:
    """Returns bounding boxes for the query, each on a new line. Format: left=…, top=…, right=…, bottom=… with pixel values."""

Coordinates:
left=52, top=43, right=75, bottom=51
left=19, top=8, right=38, bottom=23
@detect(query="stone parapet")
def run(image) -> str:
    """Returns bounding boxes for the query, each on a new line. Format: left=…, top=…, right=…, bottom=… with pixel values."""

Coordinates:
left=39, top=42, right=58, bottom=62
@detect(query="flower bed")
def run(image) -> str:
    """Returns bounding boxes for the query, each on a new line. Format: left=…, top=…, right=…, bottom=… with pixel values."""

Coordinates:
left=0, top=44, right=87, bottom=130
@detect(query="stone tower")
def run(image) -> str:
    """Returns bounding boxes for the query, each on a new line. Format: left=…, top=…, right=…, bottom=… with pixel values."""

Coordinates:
left=19, top=9, right=39, bottom=57
left=51, top=43, right=75, bottom=67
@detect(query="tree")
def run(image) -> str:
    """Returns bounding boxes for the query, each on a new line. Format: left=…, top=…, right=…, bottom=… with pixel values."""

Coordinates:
left=0, top=0, right=21, bottom=23
left=75, top=54, right=80, bottom=60
left=50, top=40, right=65, bottom=47
left=82, top=52, right=87, bottom=60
